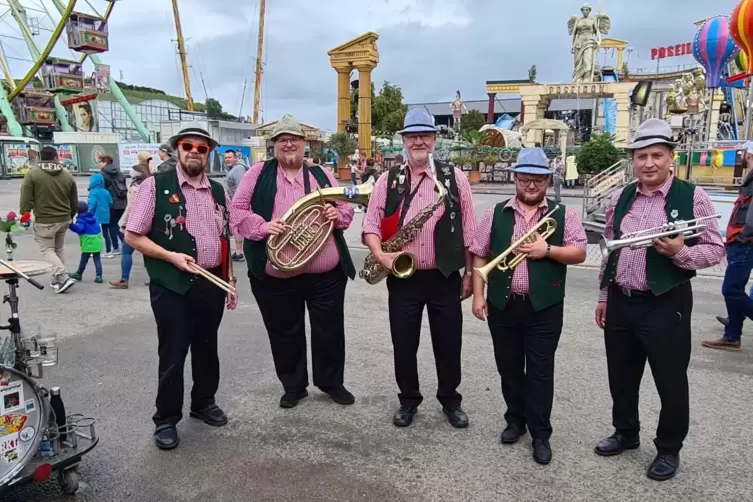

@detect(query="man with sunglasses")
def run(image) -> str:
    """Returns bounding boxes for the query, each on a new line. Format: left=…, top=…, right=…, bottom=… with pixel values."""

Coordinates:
left=125, top=125, right=238, bottom=451
left=231, top=114, right=356, bottom=409
left=469, top=147, right=587, bottom=465
left=362, top=108, right=477, bottom=429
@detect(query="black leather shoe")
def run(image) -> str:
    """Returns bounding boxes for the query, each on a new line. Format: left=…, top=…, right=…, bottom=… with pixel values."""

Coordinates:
left=647, top=452, right=679, bottom=481
left=280, top=390, right=308, bottom=409
left=393, top=405, right=418, bottom=427
left=154, top=425, right=179, bottom=450
left=189, top=404, right=228, bottom=427
left=320, top=385, right=355, bottom=405
left=594, top=433, right=640, bottom=456
left=501, top=423, right=527, bottom=444
left=532, top=439, right=552, bottom=465
left=442, top=407, right=469, bottom=428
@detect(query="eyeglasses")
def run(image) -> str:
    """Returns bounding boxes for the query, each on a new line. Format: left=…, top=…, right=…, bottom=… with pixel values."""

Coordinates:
left=177, top=141, right=210, bottom=155
left=276, top=137, right=302, bottom=146
left=516, top=177, right=548, bottom=187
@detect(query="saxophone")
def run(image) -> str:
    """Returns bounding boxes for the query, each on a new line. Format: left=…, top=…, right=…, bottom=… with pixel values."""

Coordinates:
left=360, top=154, right=446, bottom=285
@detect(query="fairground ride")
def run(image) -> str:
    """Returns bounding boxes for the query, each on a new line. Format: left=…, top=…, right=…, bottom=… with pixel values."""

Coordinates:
left=0, top=0, right=149, bottom=140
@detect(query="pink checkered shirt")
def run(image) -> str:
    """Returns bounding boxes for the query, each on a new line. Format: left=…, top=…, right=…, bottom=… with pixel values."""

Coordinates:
left=126, top=166, right=228, bottom=269
left=470, top=198, right=587, bottom=294
left=230, top=162, right=354, bottom=278
left=361, top=165, right=477, bottom=270
left=597, top=176, right=725, bottom=302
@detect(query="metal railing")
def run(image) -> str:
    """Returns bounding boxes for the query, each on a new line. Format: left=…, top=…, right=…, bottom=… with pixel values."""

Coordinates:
left=582, top=159, right=634, bottom=219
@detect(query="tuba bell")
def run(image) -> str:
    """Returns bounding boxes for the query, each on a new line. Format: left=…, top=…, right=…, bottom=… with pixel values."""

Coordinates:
left=474, top=205, right=560, bottom=284
left=266, top=179, right=374, bottom=272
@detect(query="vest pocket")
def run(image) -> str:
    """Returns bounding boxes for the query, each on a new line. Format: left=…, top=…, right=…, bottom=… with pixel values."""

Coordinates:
left=734, top=203, right=749, bottom=226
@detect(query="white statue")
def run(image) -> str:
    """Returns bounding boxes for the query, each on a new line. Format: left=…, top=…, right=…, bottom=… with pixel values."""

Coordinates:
left=450, top=90, right=468, bottom=131
left=567, top=4, right=611, bottom=83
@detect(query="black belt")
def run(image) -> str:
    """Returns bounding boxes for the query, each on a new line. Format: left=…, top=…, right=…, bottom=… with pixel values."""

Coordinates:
left=613, top=284, right=653, bottom=298
left=509, top=292, right=529, bottom=301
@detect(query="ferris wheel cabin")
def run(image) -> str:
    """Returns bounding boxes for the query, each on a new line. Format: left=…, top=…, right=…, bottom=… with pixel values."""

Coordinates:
left=11, top=90, right=56, bottom=126
left=41, top=58, right=85, bottom=93
left=66, top=12, right=109, bottom=54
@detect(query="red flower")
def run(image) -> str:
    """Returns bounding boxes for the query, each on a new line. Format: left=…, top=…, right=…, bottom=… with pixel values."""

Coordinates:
left=175, top=215, right=185, bottom=225
left=6, top=211, right=16, bottom=221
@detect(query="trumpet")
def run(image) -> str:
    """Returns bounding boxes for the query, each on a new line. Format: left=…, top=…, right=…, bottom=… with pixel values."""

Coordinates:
left=599, top=214, right=721, bottom=258
left=474, top=205, right=560, bottom=284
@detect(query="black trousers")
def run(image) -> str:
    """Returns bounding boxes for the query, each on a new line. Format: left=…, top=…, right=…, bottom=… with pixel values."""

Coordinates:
left=387, top=270, right=462, bottom=408
left=150, top=276, right=226, bottom=426
left=487, top=296, right=563, bottom=439
left=604, top=282, right=693, bottom=454
left=250, top=267, right=347, bottom=393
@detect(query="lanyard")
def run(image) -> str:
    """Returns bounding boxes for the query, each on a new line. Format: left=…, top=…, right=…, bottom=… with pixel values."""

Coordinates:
left=398, top=172, right=427, bottom=227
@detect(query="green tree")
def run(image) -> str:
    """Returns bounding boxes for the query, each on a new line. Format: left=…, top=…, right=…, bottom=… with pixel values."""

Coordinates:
left=576, top=132, right=620, bottom=174
left=327, top=132, right=357, bottom=166
left=459, top=109, right=486, bottom=137
left=205, top=98, right=223, bottom=118
left=372, top=81, right=407, bottom=137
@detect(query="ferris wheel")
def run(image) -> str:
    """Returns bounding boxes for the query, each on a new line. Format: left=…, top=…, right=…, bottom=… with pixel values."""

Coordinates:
left=0, top=0, right=121, bottom=138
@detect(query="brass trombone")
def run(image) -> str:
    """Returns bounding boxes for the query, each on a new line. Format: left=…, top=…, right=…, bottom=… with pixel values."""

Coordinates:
left=599, top=213, right=721, bottom=258
left=474, top=205, right=560, bottom=284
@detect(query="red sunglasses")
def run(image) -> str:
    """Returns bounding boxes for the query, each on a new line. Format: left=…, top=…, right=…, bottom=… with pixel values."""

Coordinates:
left=177, top=141, right=210, bottom=155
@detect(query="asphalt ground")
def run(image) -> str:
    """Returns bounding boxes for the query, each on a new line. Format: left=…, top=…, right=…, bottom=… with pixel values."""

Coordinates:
left=0, top=179, right=749, bottom=501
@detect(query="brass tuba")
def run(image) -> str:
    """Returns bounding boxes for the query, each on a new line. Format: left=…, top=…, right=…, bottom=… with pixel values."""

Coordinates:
left=474, top=205, right=560, bottom=284
left=266, top=179, right=374, bottom=272
left=360, top=154, right=446, bottom=285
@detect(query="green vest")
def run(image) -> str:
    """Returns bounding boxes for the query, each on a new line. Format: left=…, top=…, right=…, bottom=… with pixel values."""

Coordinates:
left=145, top=169, right=230, bottom=295
left=486, top=199, right=567, bottom=312
left=384, top=160, right=465, bottom=277
left=244, top=159, right=356, bottom=281
left=600, top=177, right=697, bottom=296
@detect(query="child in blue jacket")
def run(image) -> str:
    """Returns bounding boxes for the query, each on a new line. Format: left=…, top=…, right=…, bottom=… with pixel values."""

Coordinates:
left=87, top=173, right=113, bottom=254
left=69, top=201, right=104, bottom=283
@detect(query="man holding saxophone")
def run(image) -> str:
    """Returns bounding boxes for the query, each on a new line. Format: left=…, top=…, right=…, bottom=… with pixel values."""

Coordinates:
left=230, top=114, right=357, bottom=409
left=470, top=147, right=587, bottom=465
left=362, top=108, right=477, bottom=429
left=593, top=119, right=723, bottom=481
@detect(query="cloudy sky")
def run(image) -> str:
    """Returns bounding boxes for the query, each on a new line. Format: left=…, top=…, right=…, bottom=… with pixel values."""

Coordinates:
left=3, top=0, right=742, bottom=129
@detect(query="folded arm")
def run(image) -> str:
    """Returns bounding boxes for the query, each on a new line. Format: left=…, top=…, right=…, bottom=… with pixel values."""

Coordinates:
left=323, top=169, right=354, bottom=231
left=548, top=207, right=587, bottom=265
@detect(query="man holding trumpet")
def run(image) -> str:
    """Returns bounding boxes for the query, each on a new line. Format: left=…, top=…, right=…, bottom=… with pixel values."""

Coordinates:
left=230, top=114, right=356, bottom=409
left=593, top=119, right=723, bottom=481
left=470, top=147, right=586, bottom=465
left=126, top=125, right=237, bottom=451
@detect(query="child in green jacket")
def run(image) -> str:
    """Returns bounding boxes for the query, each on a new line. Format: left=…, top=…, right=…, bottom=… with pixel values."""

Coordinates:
left=69, top=202, right=104, bottom=282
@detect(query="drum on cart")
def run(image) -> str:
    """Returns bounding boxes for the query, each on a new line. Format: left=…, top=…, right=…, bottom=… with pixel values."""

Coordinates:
left=0, top=366, right=47, bottom=487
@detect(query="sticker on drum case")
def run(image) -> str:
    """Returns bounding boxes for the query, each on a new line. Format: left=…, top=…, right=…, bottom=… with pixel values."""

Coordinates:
left=0, top=433, right=22, bottom=463
left=0, top=381, right=24, bottom=414
left=19, top=426, right=34, bottom=442
left=24, top=399, right=35, bottom=413
left=0, top=414, right=27, bottom=435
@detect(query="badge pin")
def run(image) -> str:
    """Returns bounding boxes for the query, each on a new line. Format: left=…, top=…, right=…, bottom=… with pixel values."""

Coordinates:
left=670, top=209, right=679, bottom=219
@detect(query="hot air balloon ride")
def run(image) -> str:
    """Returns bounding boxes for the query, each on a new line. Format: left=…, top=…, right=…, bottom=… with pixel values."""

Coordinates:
left=729, top=0, right=753, bottom=83
left=693, top=15, right=740, bottom=88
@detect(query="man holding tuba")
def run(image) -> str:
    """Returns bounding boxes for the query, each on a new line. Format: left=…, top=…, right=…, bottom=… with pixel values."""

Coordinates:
left=470, top=147, right=587, bottom=465
left=593, top=119, right=723, bottom=481
left=230, top=114, right=357, bottom=408
left=362, top=108, right=477, bottom=429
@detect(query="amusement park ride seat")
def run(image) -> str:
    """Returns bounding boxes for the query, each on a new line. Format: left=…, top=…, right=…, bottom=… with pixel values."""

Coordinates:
left=65, top=12, right=108, bottom=54
left=11, top=90, right=55, bottom=126
left=40, top=58, right=85, bottom=94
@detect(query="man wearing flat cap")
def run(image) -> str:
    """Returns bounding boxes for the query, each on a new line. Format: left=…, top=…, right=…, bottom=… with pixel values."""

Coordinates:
left=231, top=114, right=357, bottom=409
left=156, top=144, right=177, bottom=173
left=593, top=118, right=723, bottom=481
left=362, top=108, right=477, bottom=430
left=470, top=147, right=587, bottom=465
left=126, top=125, right=238, bottom=451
